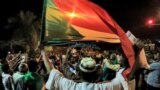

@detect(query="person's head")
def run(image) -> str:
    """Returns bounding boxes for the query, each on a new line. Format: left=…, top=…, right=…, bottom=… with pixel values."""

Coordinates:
left=110, top=53, right=116, bottom=60
left=71, top=48, right=79, bottom=57
left=1, top=63, right=10, bottom=74
left=95, top=53, right=103, bottom=64
left=27, top=60, right=38, bottom=72
left=0, top=58, right=7, bottom=64
left=67, top=48, right=80, bottom=64
left=18, top=63, right=28, bottom=73
left=78, top=57, right=99, bottom=82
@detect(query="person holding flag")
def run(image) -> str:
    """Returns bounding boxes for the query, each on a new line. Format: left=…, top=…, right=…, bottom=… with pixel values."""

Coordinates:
left=41, top=47, right=128, bottom=90
left=41, top=0, right=150, bottom=90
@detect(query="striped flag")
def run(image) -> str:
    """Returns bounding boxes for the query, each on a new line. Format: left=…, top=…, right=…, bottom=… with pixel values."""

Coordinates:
left=42, top=0, right=135, bottom=78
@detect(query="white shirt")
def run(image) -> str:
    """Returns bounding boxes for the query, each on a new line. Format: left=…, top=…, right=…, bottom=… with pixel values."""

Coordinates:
left=46, top=68, right=128, bottom=90
left=2, top=72, right=14, bottom=90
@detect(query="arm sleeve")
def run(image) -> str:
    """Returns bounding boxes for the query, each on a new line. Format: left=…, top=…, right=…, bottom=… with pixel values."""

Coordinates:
left=45, top=69, right=62, bottom=89
left=104, top=60, right=120, bottom=71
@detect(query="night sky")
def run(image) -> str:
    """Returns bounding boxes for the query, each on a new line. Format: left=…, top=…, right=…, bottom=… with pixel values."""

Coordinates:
left=0, top=0, right=160, bottom=41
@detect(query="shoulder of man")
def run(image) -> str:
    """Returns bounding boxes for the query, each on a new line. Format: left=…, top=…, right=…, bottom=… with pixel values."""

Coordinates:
left=15, top=77, right=27, bottom=90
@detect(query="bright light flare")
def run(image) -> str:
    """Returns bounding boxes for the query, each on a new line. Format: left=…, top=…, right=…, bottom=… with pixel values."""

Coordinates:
left=67, top=12, right=77, bottom=18
left=146, top=18, right=155, bottom=26
left=148, top=20, right=153, bottom=24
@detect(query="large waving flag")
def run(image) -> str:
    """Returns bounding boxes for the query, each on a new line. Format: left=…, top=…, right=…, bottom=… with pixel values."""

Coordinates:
left=42, top=0, right=135, bottom=78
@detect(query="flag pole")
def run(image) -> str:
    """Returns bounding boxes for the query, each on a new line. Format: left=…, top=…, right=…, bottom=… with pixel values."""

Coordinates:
left=40, top=0, right=47, bottom=45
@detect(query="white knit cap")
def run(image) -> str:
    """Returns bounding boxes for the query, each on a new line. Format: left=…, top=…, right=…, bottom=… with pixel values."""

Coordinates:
left=79, top=57, right=96, bottom=73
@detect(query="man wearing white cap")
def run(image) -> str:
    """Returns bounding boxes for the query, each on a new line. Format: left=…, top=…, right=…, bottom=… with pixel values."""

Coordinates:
left=41, top=50, right=128, bottom=90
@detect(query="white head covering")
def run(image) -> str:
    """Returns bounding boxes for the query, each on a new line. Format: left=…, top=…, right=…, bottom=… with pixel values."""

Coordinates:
left=79, top=57, right=96, bottom=73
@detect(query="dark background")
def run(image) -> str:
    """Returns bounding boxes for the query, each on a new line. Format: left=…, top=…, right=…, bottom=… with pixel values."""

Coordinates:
left=0, top=0, right=160, bottom=41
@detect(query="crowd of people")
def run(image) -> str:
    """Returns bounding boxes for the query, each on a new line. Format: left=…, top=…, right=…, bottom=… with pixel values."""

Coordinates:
left=0, top=41, right=160, bottom=90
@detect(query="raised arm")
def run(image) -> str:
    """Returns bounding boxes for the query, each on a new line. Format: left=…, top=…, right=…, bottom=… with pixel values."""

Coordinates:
left=103, top=59, right=120, bottom=71
left=41, top=50, right=54, bottom=74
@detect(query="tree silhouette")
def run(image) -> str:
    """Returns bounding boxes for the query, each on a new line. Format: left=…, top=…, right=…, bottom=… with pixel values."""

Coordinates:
left=5, top=11, right=41, bottom=57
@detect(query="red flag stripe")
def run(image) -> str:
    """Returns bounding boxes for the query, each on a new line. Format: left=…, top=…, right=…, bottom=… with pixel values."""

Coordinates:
left=54, top=0, right=116, bottom=34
